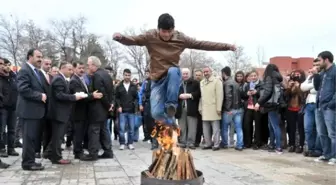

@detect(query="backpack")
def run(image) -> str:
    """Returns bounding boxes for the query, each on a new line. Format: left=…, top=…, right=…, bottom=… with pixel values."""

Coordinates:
left=260, top=82, right=283, bottom=106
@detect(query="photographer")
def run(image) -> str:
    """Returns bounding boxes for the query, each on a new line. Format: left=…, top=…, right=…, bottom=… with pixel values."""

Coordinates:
left=285, top=70, right=306, bottom=153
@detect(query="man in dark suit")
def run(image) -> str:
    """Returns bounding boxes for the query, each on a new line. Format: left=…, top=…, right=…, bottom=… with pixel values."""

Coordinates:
left=17, top=49, right=46, bottom=171
left=81, top=56, right=114, bottom=161
left=70, top=62, right=102, bottom=159
left=47, top=62, right=84, bottom=164
left=38, top=58, right=53, bottom=159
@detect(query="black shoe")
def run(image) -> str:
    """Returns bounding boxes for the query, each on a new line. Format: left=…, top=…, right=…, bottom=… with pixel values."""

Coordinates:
left=0, top=149, right=8, bottom=158
left=114, top=136, right=118, bottom=141
left=202, top=146, right=212, bottom=150
left=166, top=105, right=176, bottom=117
left=74, top=153, right=83, bottom=159
left=150, top=146, right=158, bottom=150
left=80, top=154, right=98, bottom=161
left=143, top=138, right=150, bottom=142
left=14, top=142, right=23, bottom=148
left=288, top=146, right=295, bottom=153
left=7, top=149, right=19, bottom=156
left=235, top=147, right=243, bottom=151
left=35, top=153, right=41, bottom=158
left=0, top=161, right=10, bottom=169
left=310, top=151, right=321, bottom=157
left=295, top=146, right=303, bottom=154
left=212, top=147, right=220, bottom=151
left=35, top=162, right=42, bottom=167
left=98, top=152, right=113, bottom=159
left=22, top=165, right=44, bottom=171
left=267, top=145, right=275, bottom=152
left=188, top=145, right=196, bottom=150
left=252, top=145, right=260, bottom=150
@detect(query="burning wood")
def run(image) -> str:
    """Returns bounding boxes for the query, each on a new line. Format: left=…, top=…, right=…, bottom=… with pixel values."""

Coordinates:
left=144, top=121, right=198, bottom=180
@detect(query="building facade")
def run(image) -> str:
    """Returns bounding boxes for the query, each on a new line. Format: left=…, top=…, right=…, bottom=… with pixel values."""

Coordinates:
left=255, top=56, right=314, bottom=77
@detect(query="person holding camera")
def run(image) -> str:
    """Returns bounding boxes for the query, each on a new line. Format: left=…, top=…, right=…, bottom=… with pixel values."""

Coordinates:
left=285, top=70, right=306, bottom=153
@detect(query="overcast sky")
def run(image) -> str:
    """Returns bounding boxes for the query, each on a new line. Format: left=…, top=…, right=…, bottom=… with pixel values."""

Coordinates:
left=2, top=0, right=335, bottom=67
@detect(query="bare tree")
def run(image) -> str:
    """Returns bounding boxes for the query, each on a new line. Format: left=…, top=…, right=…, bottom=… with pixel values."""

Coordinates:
left=256, top=45, right=266, bottom=66
left=0, top=15, right=25, bottom=66
left=226, top=45, right=252, bottom=74
left=180, top=49, right=221, bottom=76
left=46, top=18, right=75, bottom=62
left=104, top=39, right=125, bottom=79
left=122, top=27, right=149, bottom=81
left=80, top=34, right=107, bottom=66
left=71, top=16, right=89, bottom=59
left=24, top=20, right=45, bottom=48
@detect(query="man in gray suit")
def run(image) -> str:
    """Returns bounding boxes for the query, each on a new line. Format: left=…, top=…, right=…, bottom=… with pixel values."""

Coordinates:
left=17, top=49, right=46, bottom=171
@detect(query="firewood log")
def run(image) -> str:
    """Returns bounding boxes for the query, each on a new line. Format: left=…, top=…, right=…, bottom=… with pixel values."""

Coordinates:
left=150, top=150, right=164, bottom=174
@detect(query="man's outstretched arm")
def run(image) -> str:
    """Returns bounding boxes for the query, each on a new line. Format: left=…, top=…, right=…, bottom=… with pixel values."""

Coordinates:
left=182, top=33, right=236, bottom=51
left=113, top=30, right=151, bottom=46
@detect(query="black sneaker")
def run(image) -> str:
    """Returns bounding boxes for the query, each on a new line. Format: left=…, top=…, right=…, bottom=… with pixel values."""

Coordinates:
left=14, top=142, right=23, bottom=148
left=0, top=161, right=10, bottom=169
left=7, top=149, right=19, bottom=156
left=0, top=149, right=8, bottom=158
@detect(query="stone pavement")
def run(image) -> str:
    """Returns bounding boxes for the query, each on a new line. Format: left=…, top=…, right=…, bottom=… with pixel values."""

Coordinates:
left=0, top=137, right=335, bottom=185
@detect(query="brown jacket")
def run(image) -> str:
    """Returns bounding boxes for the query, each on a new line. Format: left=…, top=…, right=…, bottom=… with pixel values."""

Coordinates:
left=117, top=29, right=232, bottom=80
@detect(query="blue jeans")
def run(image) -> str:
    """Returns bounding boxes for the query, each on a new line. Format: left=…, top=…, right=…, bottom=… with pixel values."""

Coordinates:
left=150, top=67, right=181, bottom=125
left=106, top=119, right=111, bottom=136
left=119, top=113, right=135, bottom=145
left=268, top=111, right=282, bottom=149
left=316, top=108, right=336, bottom=159
left=0, top=109, right=17, bottom=149
left=304, top=103, right=322, bottom=153
left=221, top=109, right=244, bottom=148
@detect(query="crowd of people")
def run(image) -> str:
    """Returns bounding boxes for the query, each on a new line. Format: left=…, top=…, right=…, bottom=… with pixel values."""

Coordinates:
left=0, top=13, right=335, bottom=173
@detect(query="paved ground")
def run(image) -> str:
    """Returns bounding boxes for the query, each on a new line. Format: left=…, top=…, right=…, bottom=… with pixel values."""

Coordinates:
left=0, top=136, right=335, bottom=185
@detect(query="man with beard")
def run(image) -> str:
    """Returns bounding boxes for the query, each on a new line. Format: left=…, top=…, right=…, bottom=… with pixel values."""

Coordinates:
left=313, top=51, right=336, bottom=165
left=0, top=58, right=10, bottom=169
left=17, top=49, right=46, bottom=171
left=0, top=58, right=19, bottom=157
left=81, top=56, right=114, bottom=161
left=70, top=62, right=103, bottom=159
left=113, top=13, right=235, bottom=129
left=37, top=58, right=53, bottom=159
left=139, top=69, right=153, bottom=143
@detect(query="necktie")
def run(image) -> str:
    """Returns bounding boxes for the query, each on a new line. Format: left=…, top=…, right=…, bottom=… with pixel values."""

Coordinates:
left=45, top=74, right=50, bottom=84
left=80, top=77, right=88, bottom=92
left=34, top=68, right=41, bottom=82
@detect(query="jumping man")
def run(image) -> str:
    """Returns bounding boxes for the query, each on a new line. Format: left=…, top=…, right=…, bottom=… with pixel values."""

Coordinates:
left=113, top=13, right=236, bottom=126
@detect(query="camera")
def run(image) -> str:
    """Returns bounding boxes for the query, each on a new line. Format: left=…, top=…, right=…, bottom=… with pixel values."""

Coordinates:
left=292, top=76, right=300, bottom=82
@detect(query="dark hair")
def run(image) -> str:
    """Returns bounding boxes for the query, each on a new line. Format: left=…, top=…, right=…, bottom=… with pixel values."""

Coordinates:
left=221, top=66, right=231, bottom=77
left=158, top=13, right=175, bottom=30
left=318, top=51, right=333, bottom=63
left=234, top=71, right=245, bottom=83
left=313, top=58, right=319, bottom=63
left=194, top=69, right=202, bottom=73
left=123, top=68, right=131, bottom=74
left=2, top=58, right=10, bottom=64
left=59, top=62, right=70, bottom=69
left=72, top=61, right=84, bottom=68
left=26, top=48, right=38, bottom=60
left=105, top=66, right=113, bottom=71
left=263, top=64, right=279, bottom=79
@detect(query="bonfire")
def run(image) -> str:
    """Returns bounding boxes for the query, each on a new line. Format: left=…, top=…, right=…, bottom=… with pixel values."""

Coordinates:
left=143, top=121, right=198, bottom=180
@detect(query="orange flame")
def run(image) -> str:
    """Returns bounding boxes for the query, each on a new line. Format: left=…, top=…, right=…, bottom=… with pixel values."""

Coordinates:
left=151, top=121, right=180, bottom=151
